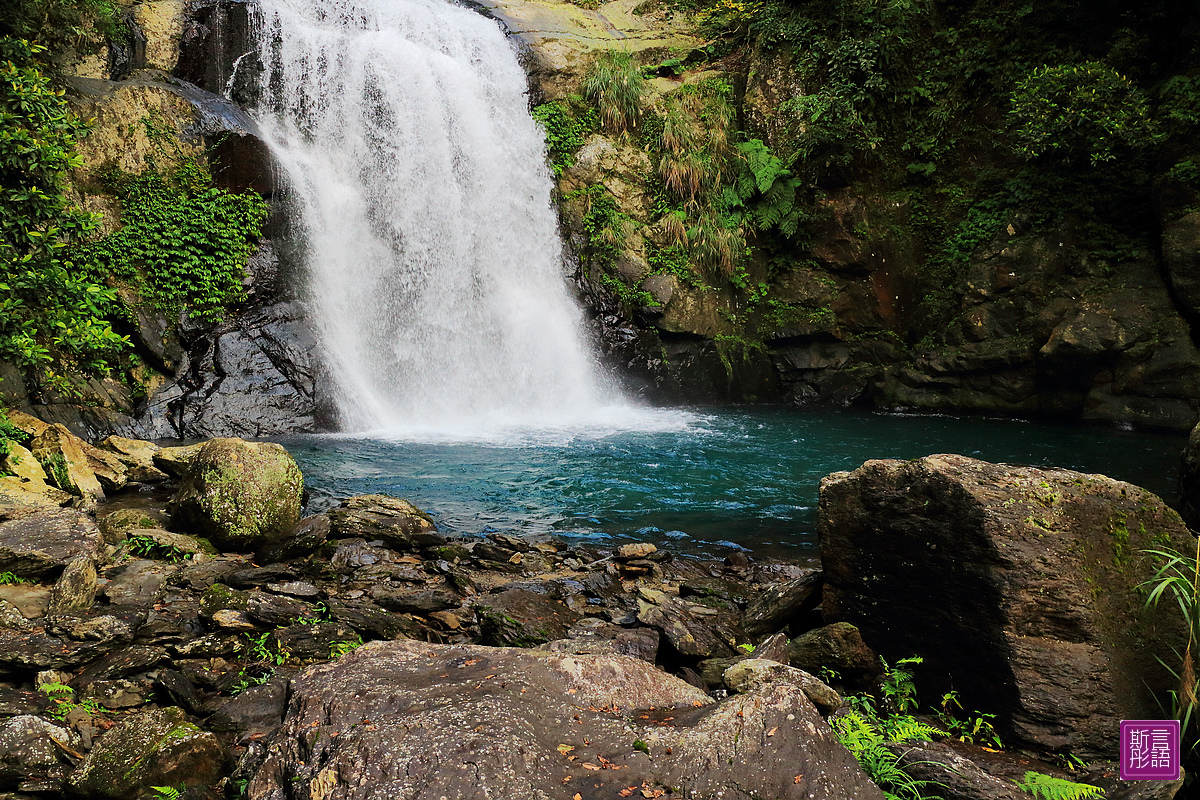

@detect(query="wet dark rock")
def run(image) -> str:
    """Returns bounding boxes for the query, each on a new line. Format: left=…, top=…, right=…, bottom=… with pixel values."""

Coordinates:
left=1180, top=420, right=1200, bottom=530
left=0, top=629, right=114, bottom=669
left=679, top=576, right=757, bottom=607
left=255, top=514, right=331, bottom=563
left=741, top=569, right=823, bottom=640
left=581, top=570, right=623, bottom=599
left=471, top=542, right=517, bottom=563
left=328, top=494, right=440, bottom=551
left=749, top=630, right=791, bottom=664
left=174, top=556, right=245, bottom=591
left=245, top=591, right=315, bottom=627
left=265, top=580, right=320, bottom=599
left=199, top=583, right=250, bottom=623
left=46, top=555, right=97, bottom=614
left=475, top=589, right=580, bottom=647
left=486, top=532, right=532, bottom=552
left=0, top=509, right=102, bottom=581
left=205, top=678, right=288, bottom=738
left=637, top=594, right=739, bottom=659
left=0, top=715, right=81, bottom=790
left=424, top=542, right=470, bottom=562
left=723, top=659, right=842, bottom=715
left=788, top=622, right=880, bottom=683
left=172, top=632, right=243, bottom=658
left=329, top=542, right=393, bottom=571
left=819, top=454, right=1191, bottom=758
left=327, top=599, right=427, bottom=641
left=248, top=638, right=883, bottom=800
left=881, top=740, right=1026, bottom=800
left=0, top=687, right=41, bottom=716
left=81, top=677, right=152, bottom=710
left=544, top=618, right=660, bottom=662
left=169, top=438, right=304, bottom=552
left=74, top=645, right=168, bottom=686
left=67, top=706, right=226, bottom=799
left=44, top=610, right=140, bottom=647
left=268, top=622, right=360, bottom=661
left=135, top=303, right=330, bottom=440
left=223, top=565, right=296, bottom=589
left=369, top=585, right=460, bottom=614
left=136, top=598, right=204, bottom=646
left=100, top=559, right=177, bottom=606
left=157, top=669, right=205, bottom=715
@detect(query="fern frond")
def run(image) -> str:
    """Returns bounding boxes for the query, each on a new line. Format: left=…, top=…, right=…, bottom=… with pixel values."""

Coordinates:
left=1016, top=771, right=1104, bottom=800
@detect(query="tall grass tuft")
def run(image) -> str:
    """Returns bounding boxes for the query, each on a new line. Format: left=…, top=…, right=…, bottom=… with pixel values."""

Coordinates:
left=582, top=51, right=645, bottom=134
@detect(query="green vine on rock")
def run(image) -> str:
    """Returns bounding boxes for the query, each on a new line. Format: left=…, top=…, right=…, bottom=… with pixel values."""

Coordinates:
left=81, top=116, right=267, bottom=322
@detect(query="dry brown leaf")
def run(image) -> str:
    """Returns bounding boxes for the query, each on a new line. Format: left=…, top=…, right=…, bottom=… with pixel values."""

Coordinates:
left=767, top=726, right=778, bottom=736
left=582, top=763, right=601, bottom=771
left=574, top=794, right=582, bottom=800
left=793, top=775, right=804, bottom=784
left=619, top=789, right=634, bottom=797
left=557, top=744, right=574, bottom=755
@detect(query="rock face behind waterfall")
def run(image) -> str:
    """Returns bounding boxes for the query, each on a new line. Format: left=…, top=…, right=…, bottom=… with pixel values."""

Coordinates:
left=248, top=638, right=883, bottom=800
left=818, top=454, right=1190, bottom=759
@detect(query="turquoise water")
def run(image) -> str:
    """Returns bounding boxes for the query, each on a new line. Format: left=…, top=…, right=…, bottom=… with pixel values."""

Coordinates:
left=282, top=407, right=1184, bottom=560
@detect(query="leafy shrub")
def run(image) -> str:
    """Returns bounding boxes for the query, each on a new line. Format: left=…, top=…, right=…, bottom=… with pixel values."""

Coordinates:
left=1009, top=62, right=1158, bottom=166
left=81, top=118, right=267, bottom=322
left=582, top=51, right=646, bottom=133
left=0, top=39, right=128, bottom=372
left=531, top=101, right=586, bottom=177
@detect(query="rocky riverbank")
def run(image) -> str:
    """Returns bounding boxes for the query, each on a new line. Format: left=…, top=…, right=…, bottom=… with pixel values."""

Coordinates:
left=0, top=414, right=1188, bottom=799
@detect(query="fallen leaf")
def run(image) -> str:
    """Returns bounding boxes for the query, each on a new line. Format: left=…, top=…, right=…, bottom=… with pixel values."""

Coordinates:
left=557, top=744, right=575, bottom=755
left=465, top=659, right=478, bottom=666
left=619, top=789, right=634, bottom=797
left=574, top=794, right=582, bottom=800
left=793, top=775, right=804, bottom=784
left=485, top=674, right=495, bottom=679
left=767, top=726, right=778, bottom=737
left=567, top=689, right=577, bottom=694
left=582, top=763, right=601, bottom=771
left=561, top=777, right=572, bottom=784
left=692, top=701, right=703, bottom=707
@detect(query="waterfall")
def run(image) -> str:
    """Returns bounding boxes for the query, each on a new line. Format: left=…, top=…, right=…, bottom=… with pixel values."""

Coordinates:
left=251, top=0, right=608, bottom=433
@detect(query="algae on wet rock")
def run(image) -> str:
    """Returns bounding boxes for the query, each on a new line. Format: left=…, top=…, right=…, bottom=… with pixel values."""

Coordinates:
left=168, top=438, right=303, bottom=552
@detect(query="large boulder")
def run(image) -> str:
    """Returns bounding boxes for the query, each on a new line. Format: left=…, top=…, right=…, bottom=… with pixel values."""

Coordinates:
left=1180, top=419, right=1200, bottom=529
left=819, top=454, right=1191, bottom=759
left=248, top=638, right=882, bottom=800
left=169, top=438, right=304, bottom=551
left=327, top=494, right=440, bottom=550
left=67, top=706, right=225, bottom=798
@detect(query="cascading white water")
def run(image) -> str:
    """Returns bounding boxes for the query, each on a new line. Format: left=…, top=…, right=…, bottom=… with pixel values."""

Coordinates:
left=251, top=0, right=608, bottom=433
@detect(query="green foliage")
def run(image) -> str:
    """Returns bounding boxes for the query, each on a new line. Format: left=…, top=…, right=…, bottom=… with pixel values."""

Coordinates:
left=0, top=413, right=27, bottom=466
left=0, top=570, right=29, bottom=584
left=39, top=680, right=103, bottom=719
left=242, top=631, right=291, bottom=666
left=125, top=534, right=188, bottom=563
left=531, top=101, right=585, bottom=177
left=0, top=0, right=118, bottom=49
left=1015, top=771, right=1103, bottom=800
left=0, top=39, right=128, bottom=373
left=1157, top=75, right=1200, bottom=135
left=1143, top=542, right=1200, bottom=754
left=879, top=656, right=922, bottom=714
left=1009, top=62, right=1158, bottom=166
left=831, top=706, right=942, bottom=800
left=582, top=51, right=646, bottom=134
left=722, top=139, right=808, bottom=239
left=936, top=691, right=1003, bottom=749
left=39, top=450, right=69, bottom=490
left=329, top=635, right=363, bottom=659
left=149, top=786, right=184, bottom=800
left=82, top=118, right=267, bottom=322
left=574, top=186, right=629, bottom=269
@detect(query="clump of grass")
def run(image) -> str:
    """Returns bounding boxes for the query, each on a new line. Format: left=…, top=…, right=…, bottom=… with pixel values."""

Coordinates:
left=582, top=51, right=646, bottom=134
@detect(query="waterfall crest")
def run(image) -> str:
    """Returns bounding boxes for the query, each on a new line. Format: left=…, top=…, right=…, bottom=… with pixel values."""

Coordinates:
left=252, top=0, right=607, bottom=433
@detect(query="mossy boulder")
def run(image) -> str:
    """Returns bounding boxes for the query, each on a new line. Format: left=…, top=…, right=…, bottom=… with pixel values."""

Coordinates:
left=168, top=438, right=303, bottom=552
left=66, top=705, right=225, bottom=798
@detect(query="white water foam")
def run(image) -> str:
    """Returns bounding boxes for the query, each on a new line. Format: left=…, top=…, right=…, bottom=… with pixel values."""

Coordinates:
left=252, top=0, right=620, bottom=435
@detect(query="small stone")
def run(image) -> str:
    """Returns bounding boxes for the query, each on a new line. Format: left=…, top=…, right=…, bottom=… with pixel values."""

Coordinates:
left=616, top=543, right=657, bottom=560
left=212, top=609, right=257, bottom=630
left=46, top=556, right=97, bottom=614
